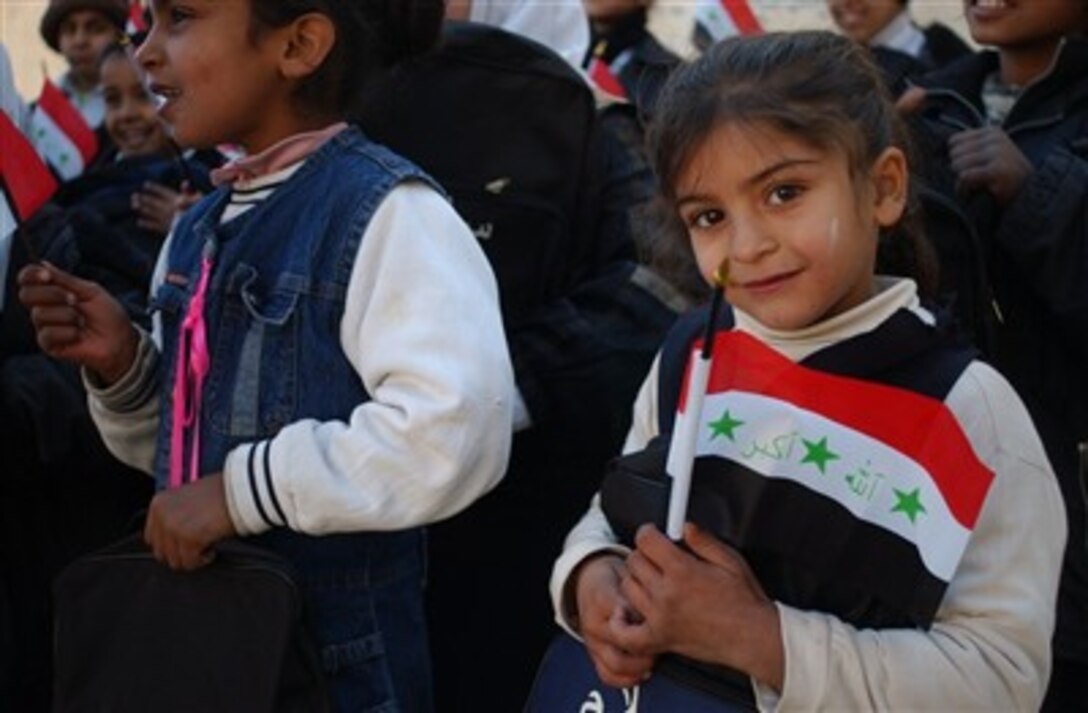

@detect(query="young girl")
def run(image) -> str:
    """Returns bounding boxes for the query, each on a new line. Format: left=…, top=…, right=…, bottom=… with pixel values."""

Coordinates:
left=549, top=31, right=1065, bottom=709
left=18, top=1, right=513, bottom=710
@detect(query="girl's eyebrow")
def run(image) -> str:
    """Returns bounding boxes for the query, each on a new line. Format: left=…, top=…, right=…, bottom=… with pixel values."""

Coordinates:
left=676, top=157, right=818, bottom=208
left=741, top=157, right=819, bottom=189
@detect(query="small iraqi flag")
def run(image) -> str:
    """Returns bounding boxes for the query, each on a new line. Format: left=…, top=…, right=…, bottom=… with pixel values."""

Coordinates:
left=1, top=108, right=58, bottom=224
left=127, top=0, right=149, bottom=34
left=673, top=330, right=995, bottom=625
left=1, top=108, right=59, bottom=309
left=30, top=78, right=99, bottom=181
left=586, top=42, right=628, bottom=100
left=693, top=0, right=763, bottom=50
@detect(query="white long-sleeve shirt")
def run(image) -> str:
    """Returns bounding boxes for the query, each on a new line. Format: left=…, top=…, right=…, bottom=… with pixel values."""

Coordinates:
left=88, top=180, right=514, bottom=536
left=551, top=279, right=1065, bottom=711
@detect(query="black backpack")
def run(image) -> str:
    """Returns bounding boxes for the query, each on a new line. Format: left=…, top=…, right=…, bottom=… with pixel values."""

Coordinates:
left=52, top=536, right=328, bottom=713
left=359, top=21, right=604, bottom=327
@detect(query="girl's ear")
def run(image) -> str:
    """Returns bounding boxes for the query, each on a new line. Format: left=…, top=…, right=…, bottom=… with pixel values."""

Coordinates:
left=280, top=12, right=336, bottom=80
left=871, top=146, right=908, bottom=229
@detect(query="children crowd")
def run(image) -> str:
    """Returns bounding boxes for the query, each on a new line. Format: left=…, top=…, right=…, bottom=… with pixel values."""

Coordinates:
left=2, top=0, right=1085, bottom=711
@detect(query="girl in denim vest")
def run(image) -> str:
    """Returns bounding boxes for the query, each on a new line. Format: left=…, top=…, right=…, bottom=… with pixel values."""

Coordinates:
left=18, top=1, right=514, bottom=710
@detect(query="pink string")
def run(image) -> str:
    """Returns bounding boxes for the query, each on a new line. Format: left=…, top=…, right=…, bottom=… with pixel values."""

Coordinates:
left=168, top=250, right=213, bottom=489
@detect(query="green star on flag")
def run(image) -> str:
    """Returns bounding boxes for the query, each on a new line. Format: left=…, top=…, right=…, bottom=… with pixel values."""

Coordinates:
left=708, top=409, right=744, bottom=441
left=800, top=436, right=839, bottom=474
left=891, top=487, right=927, bottom=524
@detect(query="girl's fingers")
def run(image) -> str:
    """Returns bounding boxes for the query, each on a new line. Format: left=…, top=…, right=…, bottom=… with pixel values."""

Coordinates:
left=140, top=181, right=177, bottom=199
left=683, top=522, right=740, bottom=570
left=36, top=262, right=100, bottom=301
left=30, top=304, right=83, bottom=329
left=36, top=325, right=83, bottom=352
left=18, top=283, right=78, bottom=309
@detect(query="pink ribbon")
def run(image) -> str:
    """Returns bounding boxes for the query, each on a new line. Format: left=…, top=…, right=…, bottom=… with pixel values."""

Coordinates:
left=168, top=249, right=213, bottom=489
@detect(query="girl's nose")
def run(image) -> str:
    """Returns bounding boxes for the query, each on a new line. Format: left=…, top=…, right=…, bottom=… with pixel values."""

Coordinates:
left=134, top=26, right=162, bottom=70
left=729, top=218, right=776, bottom=264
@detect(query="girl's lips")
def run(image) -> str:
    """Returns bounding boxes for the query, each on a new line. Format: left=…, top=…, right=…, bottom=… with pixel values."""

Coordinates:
left=148, top=84, right=179, bottom=108
left=735, top=269, right=802, bottom=293
left=968, top=0, right=1012, bottom=20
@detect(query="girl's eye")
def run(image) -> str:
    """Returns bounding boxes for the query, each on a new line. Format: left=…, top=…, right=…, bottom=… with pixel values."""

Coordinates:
left=688, top=209, right=725, bottom=230
left=166, top=5, right=195, bottom=26
left=768, top=184, right=804, bottom=206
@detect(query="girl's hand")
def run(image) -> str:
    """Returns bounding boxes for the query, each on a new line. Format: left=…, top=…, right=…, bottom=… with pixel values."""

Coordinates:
left=16, top=262, right=138, bottom=384
left=895, top=86, right=927, bottom=116
left=144, top=472, right=237, bottom=571
left=573, top=553, right=656, bottom=688
left=948, top=127, right=1032, bottom=205
left=616, top=523, right=784, bottom=690
left=132, top=181, right=201, bottom=234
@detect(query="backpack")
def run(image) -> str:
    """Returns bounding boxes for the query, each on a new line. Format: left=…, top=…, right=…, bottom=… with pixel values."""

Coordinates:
left=360, top=21, right=602, bottom=327
left=52, top=535, right=328, bottom=713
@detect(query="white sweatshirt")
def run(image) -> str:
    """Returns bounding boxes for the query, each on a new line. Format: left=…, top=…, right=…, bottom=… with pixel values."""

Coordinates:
left=87, top=180, right=514, bottom=536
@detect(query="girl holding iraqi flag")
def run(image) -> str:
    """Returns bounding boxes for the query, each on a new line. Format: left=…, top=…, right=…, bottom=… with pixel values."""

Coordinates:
left=546, top=31, right=1065, bottom=710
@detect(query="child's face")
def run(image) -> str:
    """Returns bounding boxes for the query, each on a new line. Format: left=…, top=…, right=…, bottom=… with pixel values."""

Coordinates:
left=136, top=0, right=294, bottom=152
left=101, top=53, right=170, bottom=159
left=674, top=122, right=906, bottom=331
left=57, top=10, right=119, bottom=87
left=826, top=0, right=905, bottom=45
left=965, top=0, right=1084, bottom=48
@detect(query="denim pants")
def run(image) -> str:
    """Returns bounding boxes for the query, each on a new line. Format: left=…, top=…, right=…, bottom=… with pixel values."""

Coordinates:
left=257, top=528, right=433, bottom=713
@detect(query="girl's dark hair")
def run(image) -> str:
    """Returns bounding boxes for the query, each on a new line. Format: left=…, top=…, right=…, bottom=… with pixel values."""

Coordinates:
left=647, top=30, right=937, bottom=300
left=248, top=0, right=444, bottom=117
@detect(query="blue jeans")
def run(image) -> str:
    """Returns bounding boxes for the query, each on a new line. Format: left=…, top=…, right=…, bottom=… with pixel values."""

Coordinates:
left=257, top=528, right=432, bottom=712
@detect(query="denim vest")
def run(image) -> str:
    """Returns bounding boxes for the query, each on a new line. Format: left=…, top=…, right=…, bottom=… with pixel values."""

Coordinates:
left=149, top=128, right=436, bottom=711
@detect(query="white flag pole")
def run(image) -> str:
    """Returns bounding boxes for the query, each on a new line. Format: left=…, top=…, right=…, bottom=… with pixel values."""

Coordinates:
left=665, top=261, right=728, bottom=540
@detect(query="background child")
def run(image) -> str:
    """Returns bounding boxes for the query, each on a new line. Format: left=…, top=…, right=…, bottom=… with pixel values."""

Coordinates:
left=550, top=31, right=1064, bottom=709
left=0, top=38, right=210, bottom=712
left=827, top=0, right=971, bottom=90
left=18, top=0, right=514, bottom=710
left=38, top=0, right=127, bottom=129
left=583, top=0, right=679, bottom=122
left=906, top=2, right=1088, bottom=709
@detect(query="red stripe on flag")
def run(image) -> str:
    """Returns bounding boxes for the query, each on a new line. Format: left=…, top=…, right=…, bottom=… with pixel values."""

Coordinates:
left=722, top=0, right=763, bottom=35
left=38, top=79, right=99, bottom=165
left=680, top=331, right=993, bottom=529
left=128, top=1, right=148, bottom=32
left=0, top=110, right=58, bottom=221
left=588, top=57, right=627, bottom=100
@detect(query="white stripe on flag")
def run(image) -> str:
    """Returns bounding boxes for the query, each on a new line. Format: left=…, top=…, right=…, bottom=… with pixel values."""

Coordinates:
left=0, top=198, right=15, bottom=311
left=30, top=107, right=86, bottom=181
left=695, top=390, right=971, bottom=581
left=694, top=0, right=740, bottom=42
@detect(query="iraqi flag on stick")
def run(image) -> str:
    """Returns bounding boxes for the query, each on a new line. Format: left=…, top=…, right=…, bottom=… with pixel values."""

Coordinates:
left=126, top=0, right=149, bottom=34
left=1, top=108, right=58, bottom=308
left=693, top=0, right=763, bottom=50
left=670, top=329, right=995, bottom=626
left=29, top=78, right=99, bottom=181
left=586, top=41, right=629, bottom=101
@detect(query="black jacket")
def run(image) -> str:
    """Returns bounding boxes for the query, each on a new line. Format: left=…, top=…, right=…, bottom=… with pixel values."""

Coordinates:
left=911, top=39, right=1088, bottom=662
